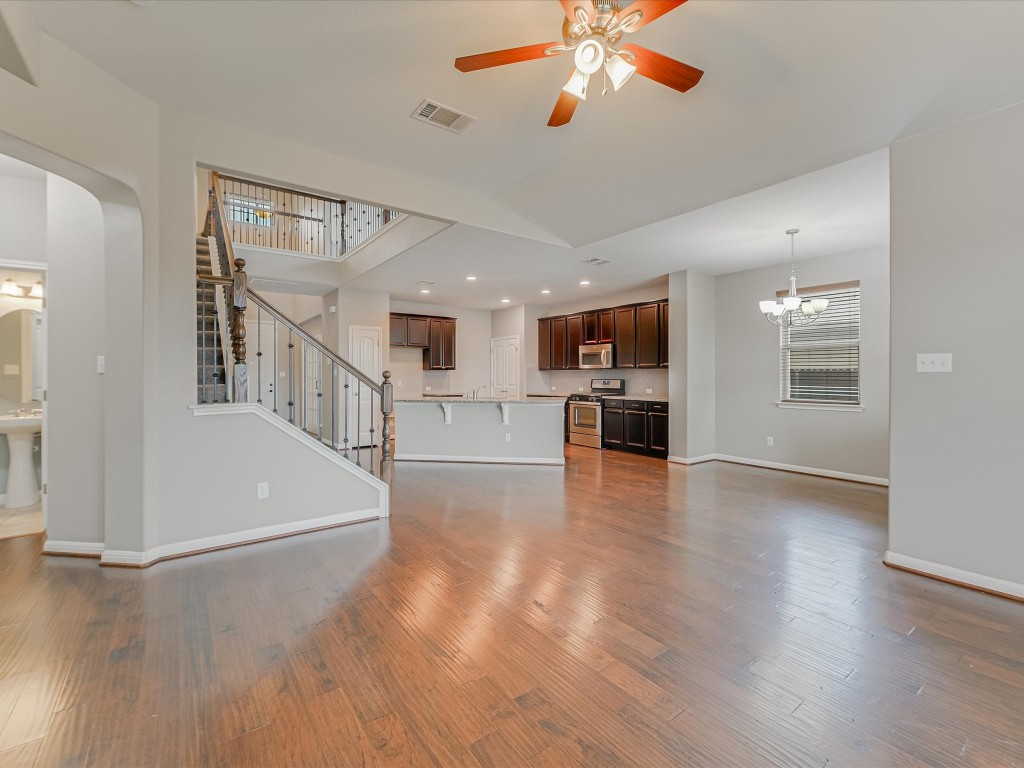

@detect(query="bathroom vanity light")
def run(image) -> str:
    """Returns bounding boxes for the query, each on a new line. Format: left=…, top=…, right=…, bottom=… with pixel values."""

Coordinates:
left=29, top=281, right=43, bottom=299
left=0, top=278, right=20, bottom=296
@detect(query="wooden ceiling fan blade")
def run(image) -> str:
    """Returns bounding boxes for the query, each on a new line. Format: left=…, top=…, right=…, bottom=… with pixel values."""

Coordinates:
left=560, top=0, right=593, bottom=24
left=455, top=42, right=562, bottom=72
left=621, top=44, right=703, bottom=94
left=620, top=0, right=687, bottom=32
left=548, top=88, right=579, bottom=127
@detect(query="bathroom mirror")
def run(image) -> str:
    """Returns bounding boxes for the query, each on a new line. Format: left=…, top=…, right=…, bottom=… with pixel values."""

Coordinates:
left=0, top=309, right=43, bottom=408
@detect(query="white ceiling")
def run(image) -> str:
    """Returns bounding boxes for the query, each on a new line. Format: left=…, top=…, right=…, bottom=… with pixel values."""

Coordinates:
left=25, top=1, right=1024, bottom=306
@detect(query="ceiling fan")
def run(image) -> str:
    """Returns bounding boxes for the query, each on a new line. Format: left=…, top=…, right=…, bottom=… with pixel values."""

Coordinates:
left=454, top=0, right=703, bottom=127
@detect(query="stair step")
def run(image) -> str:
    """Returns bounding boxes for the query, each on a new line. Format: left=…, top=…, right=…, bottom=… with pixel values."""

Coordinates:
left=197, top=315, right=220, bottom=329
left=197, top=348, right=224, bottom=365
left=198, top=366, right=226, bottom=385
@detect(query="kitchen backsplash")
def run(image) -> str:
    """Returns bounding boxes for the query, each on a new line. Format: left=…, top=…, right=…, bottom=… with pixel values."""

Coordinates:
left=533, top=368, right=668, bottom=396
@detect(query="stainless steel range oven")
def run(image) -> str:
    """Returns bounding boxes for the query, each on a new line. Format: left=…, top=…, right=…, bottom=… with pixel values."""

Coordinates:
left=567, top=379, right=625, bottom=448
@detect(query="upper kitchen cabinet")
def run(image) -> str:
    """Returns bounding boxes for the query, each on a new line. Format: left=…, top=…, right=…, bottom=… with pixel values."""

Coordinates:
left=423, top=317, right=456, bottom=370
left=659, top=300, right=669, bottom=367
left=598, top=309, right=615, bottom=343
left=567, top=315, right=583, bottom=369
left=583, top=312, right=598, bottom=344
left=614, top=306, right=636, bottom=368
left=550, top=316, right=568, bottom=370
left=389, top=314, right=430, bottom=348
left=538, top=318, right=552, bottom=370
left=636, top=302, right=660, bottom=368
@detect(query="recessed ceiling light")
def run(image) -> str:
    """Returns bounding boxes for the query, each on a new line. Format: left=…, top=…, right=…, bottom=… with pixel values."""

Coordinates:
left=501, top=298, right=510, bottom=303
left=420, top=289, right=430, bottom=294
left=579, top=280, right=590, bottom=286
left=541, top=289, right=551, bottom=294
left=466, top=276, right=477, bottom=281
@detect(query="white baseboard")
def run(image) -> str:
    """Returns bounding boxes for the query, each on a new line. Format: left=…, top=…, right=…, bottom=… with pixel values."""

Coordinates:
left=667, top=454, right=716, bottom=465
left=395, top=453, right=564, bottom=465
left=43, top=540, right=105, bottom=557
left=884, top=551, right=1024, bottom=601
left=712, top=454, right=888, bottom=486
left=99, top=507, right=381, bottom=567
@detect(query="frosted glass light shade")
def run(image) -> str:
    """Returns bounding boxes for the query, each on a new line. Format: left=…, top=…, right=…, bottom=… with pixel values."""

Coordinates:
left=574, top=38, right=606, bottom=75
left=759, top=300, right=777, bottom=314
left=563, top=69, right=589, bottom=100
left=0, top=278, right=19, bottom=296
left=605, top=54, right=637, bottom=91
left=29, top=281, right=43, bottom=299
left=770, top=304, right=786, bottom=317
left=810, top=298, right=829, bottom=313
left=782, top=295, right=801, bottom=310
left=800, top=301, right=814, bottom=315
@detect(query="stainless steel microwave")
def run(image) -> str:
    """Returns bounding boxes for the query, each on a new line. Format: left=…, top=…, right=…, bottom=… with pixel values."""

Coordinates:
left=579, top=343, right=613, bottom=369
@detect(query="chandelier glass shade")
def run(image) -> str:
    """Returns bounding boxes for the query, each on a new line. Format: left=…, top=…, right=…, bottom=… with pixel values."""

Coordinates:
left=758, top=229, right=829, bottom=327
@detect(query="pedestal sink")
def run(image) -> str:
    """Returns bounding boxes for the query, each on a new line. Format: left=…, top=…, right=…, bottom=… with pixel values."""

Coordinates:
left=0, top=414, right=42, bottom=508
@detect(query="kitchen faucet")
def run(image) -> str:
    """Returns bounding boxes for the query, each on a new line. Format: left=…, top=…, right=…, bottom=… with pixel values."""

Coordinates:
left=471, top=385, right=487, bottom=401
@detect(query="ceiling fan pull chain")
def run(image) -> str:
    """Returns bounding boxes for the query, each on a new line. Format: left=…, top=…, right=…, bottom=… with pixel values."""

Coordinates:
left=602, top=67, right=609, bottom=96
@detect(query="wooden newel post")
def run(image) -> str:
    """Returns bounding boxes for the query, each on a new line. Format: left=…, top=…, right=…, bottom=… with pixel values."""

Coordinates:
left=381, top=370, right=393, bottom=460
left=232, top=258, right=249, bottom=402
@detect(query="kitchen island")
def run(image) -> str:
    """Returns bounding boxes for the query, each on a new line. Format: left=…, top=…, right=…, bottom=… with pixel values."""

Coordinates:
left=393, top=397, right=566, bottom=465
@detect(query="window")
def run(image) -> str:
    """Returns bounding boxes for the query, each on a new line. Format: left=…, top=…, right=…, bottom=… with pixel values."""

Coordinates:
left=227, top=195, right=273, bottom=227
left=780, top=282, right=860, bottom=405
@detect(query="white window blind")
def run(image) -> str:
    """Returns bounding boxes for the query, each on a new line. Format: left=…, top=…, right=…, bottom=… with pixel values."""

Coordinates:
left=780, top=283, right=860, bottom=404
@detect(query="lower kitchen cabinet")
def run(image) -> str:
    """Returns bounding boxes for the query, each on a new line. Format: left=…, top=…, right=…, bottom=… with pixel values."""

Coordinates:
left=602, top=400, right=668, bottom=458
left=603, top=405, right=624, bottom=447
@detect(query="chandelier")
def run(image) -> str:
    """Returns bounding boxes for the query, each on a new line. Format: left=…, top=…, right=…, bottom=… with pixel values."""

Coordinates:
left=758, top=229, right=828, bottom=327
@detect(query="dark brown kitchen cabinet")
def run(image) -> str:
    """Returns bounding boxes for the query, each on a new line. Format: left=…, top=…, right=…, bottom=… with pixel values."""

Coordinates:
left=567, top=314, right=583, bottom=368
left=583, top=312, right=599, bottom=344
left=389, top=313, right=432, bottom=348
left=598, top=309, right=615, bottom=343
left=636, top=302, right=661, bottom=368
left=647, top=406, right=669, bottom=457
left=603, top=403, right=624, bottom=447
left=423, top=317, right=456, bottom=370
left=614, top=306, right=636, bottom=368
left=659, top=300, right=669, bottom=367
left=624, top=406, right=647, bottom=450
left=550, top=317, right=568, bottom=370
left=538, top=318, right=552, bottom=370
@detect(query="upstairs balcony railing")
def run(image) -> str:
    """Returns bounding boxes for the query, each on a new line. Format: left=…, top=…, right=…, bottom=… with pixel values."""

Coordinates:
left=217, top=172, right=403, bottom=260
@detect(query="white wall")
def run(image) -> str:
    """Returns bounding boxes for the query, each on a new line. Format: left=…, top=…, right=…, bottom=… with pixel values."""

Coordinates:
left=714, top=245, right=890, bottom=481
left=45, top=174, right=106, bottom=545
left=888, top=101, right=1024, bottom=593
left=0, top=174, right=46, bottom=263
left=686, top=273, right=716, bottom=458
left=389, top=300, right=491, bottom=397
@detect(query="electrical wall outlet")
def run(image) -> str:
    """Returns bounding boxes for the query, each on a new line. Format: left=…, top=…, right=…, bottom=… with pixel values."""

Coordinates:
left=578, top=386, right=584, bottom=392
left=505, top=433, right=511, bottom=443
left=916, top=353, right=952, bottom=373
left=766, top=436, right=774, bottom=447
left=256, top=482, right=269, bottom=499
left=646, top=388, right=653, bottom=394
left=424, top=386, right=431, bottom=391
left=395, top=379, right=402, bottom=387
left=551, top=386, right=557, bottom=391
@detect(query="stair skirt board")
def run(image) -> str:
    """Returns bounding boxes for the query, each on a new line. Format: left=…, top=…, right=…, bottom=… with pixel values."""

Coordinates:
left=99, top=508, right=381, bottom=568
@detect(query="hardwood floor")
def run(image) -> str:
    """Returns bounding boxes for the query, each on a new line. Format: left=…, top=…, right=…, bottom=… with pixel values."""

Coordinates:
left=1, top=446, right=1022, bottom=766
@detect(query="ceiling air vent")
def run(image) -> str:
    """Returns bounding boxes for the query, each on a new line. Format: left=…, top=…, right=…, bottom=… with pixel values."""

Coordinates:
left=582, top=258, right=611, bottom=266
left=411, top=100, right=477, bottom=134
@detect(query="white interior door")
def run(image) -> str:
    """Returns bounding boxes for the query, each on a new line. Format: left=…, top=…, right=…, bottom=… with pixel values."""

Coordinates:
left=490, top=336, right=520, bottom=400
left=348, top=326, right=382, bottom=447
left=248, top=319, right=279, bottom=409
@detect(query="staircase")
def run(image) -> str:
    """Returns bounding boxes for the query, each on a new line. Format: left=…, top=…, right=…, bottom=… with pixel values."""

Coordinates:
left=195, top=235, right=228, bottom=403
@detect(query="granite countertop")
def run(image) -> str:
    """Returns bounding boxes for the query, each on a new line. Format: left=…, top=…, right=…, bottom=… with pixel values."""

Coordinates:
left=396, top=397, right=565, bottom=405
left=601, top=394, right=670, bottom=402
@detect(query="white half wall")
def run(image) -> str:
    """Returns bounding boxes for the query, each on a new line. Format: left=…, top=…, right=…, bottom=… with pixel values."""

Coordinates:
left=889, top=100, right=1024, bottom=590
left=715, top=245, right=890, bottom=480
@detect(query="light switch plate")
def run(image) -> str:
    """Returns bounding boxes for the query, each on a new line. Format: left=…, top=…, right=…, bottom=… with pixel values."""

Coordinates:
left=917, top=353, right=952, bottom=373
left=3, top=364, right=18, bottom=376
left=256, top=482, right=269, bottom=499
left=96, top=356, right=105, bottom=374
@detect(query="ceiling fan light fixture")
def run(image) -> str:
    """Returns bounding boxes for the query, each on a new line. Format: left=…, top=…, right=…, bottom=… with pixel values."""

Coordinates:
left=605, top=54, right=636, bottom=91
left=574, top=37, right=605, bottom=75
left=563, top=69, right=589, bottom=100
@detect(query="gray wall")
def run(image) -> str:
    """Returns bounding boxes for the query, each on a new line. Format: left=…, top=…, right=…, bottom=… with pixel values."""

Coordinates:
left=0, top=174, right=46, bottom=263
left=686, top=272, right=716, bottom=458
left=889, top=101, right=1024, bottom=588
left=46, top=173, right=106, bottom=544
left=715, top=245, right=890, bottom=480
